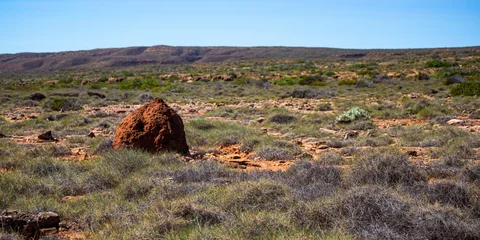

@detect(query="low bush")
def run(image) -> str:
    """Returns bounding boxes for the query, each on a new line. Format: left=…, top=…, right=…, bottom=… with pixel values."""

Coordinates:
left=350, top=149, right=426, bottom=186
left=43, top=97, right=82, bottom=111
left=451, top=81, right=480, bottom=96
left=425, top=59, right=458, bottom=68
left=268, top=114, right=297, bottom=124
left=255, top=147, right=293, bottom=160
left=273, top=77, right=298, bottom=85
left=337, top=79, right=356, bottom=86
left=335, top=107, right=369, bottom=123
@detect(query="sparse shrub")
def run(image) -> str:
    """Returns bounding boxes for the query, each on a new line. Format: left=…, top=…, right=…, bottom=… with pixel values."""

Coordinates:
left=335, top=107, right=369, bottom=123
left=340, top=186, right=413, bottom=239
left=451, top=81, right=480, bottom=96
left=323, top=70, right=335, bottom=77
left=298, top=75, right=325, bottom=86
left=285, top=160, right=341, bottom=199
left=412, top=205, right=480, bottom=239
left=337, top=79, right=356, bottom=86
left=445, top=74, right=466, bottom=85
left=462, top=163, right=480, bottom=182
left=223, top=180, right=289, bottom=211
left=315, top=103, right=333, bottom=111
left=417, top=72, right=430, bottom=80
left=273, top=77, right=298, bottom=85
left=350, top=149, right=426, bottom=186
left=355, top=79, right=374, bottom=88
left=425, top=59, right=458, bottom=68
left=317, top=151, right=344, bottom=165
left=119, top=177, right=154, bottom=200
left=101, top=149, right=151, bottom=175
left=283, top=89, right=337, bottom=99
left=172, top=161, right=232, bottom=183
left=327, top=139, right=349, bottom=148
left=291, top=199, right=338, bottom=230
left=22, top=157, right=66, bottom=177
left=93, top=138, right=113, bottom=154
left=269, top=114, right=296, bottom=124
left=255, top=147, right=293, bottom=160
left=423, top=181, right=470, bottom=208
left=43, top=97, right=81, bottom=111
left=348, top=120, right=375, bottom=130
left=173, top=202, right=225, bottom=225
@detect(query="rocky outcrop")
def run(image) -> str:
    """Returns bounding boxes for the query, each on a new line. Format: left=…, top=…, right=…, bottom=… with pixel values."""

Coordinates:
left=113, top=98, right=189, bottom=154
left=0, top=210, right=60, bottom=238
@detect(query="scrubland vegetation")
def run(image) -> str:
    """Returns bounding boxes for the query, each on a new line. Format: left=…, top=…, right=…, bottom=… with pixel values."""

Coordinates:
left=0, top=48, right=479, bottom=239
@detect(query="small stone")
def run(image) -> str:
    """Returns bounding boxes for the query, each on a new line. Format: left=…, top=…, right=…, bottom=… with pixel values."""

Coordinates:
left=256, top=117, right=265, bottom=123
left=87, top=132, right=96, bottom=138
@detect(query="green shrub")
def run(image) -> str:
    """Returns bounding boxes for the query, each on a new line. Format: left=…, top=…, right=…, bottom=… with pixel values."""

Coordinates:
left=44, top=97, right=82, bottom=111
left=338, top=79, right=356, bottom=86
left=451, top=81, right=480, bottom=96
left=323, top=71, right=336, bottom=77
left=425, top=59, right=458, bottom=68
left=356, top=69, right=374, bottom=76
left=273, top=77, right=298, bottom=85
left=298, top=75, right=324, bottom=86
left=336, top=107, right=369, bottom=123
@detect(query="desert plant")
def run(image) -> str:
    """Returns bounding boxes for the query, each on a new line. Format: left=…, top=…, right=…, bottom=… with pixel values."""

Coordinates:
left=336, top=107, right=369, bottom=123
left=451, top=81, right=480, bottom=96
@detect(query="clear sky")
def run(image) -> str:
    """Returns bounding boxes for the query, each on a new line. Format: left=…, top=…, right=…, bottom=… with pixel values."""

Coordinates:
left=1, top=0, right=479, bottom=53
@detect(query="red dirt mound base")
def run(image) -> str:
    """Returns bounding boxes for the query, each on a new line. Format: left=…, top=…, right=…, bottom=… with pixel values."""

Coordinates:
left=113, top=98, right=189, bottom=154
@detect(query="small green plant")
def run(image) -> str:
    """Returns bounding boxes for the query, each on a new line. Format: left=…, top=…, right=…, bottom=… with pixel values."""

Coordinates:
left=338, top=79, right=356, bottom=86
left=336, top=107, right=369, bottom=123
left=273, top=77, right=298, bottom=85
left=451, top=81, right=480, bottom=96
left=323, top=71, right=336, bottom=77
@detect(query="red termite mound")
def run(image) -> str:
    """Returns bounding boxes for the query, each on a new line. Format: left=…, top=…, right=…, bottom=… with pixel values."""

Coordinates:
left=112, top=98, right=189, bottom=154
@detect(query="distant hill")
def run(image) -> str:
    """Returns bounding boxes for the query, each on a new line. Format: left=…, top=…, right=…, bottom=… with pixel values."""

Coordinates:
left=0, top=45, right=479, bottom=72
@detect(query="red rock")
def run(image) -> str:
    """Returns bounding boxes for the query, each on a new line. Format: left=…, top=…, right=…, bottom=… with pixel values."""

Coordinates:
left=113, top=98, right=189, bottom=154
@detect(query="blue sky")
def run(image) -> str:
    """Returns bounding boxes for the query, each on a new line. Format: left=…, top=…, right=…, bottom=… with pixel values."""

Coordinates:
left=1, top=0, right=479, bottom=53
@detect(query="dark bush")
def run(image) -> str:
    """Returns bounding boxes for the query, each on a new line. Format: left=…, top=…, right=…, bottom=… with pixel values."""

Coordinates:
left=412, top=205, right=480, bottom=240
left=423, top=181, right=470, bottom=208
left=340, top=186, right=413, bottom=239
left=29, top=92, right=46, bottom=101
left=269, top=114, right=296, bottom=124
left=462, top=164, right=480, bottom=182
left=445, top=74, right=466, bottom=85
left=350, top=149, right=426, bottom=186
left=291, top=200, right=337, bottom=230
left=285, top=160, right=341, bottom=199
